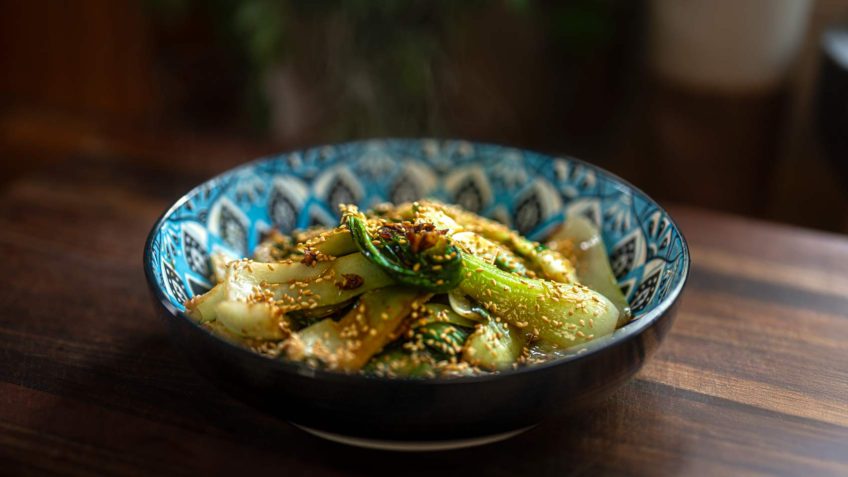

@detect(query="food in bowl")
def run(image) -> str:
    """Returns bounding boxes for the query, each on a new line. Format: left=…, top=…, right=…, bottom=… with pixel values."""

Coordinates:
left=186, top=199, right=631, bottom=377
left=145, top=139, right=689, bottom=445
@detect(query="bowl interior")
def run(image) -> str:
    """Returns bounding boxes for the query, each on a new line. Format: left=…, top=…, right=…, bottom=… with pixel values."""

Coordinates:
left=147, top=139, right=687, bottom=329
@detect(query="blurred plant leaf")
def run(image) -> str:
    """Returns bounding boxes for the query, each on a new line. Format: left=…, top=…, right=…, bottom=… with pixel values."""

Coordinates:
left=234, top=0, right=288, bottom=71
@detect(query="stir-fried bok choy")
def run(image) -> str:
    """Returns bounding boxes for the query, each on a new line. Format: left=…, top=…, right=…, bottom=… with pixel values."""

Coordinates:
left=185, top=200, right=631, bottom=377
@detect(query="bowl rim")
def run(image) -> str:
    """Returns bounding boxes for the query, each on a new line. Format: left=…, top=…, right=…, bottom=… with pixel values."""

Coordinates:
left=143, top=138, right=690, bottom=386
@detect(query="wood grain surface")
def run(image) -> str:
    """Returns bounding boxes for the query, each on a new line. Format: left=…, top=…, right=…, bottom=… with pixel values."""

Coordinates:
left=1, top=125, right=846, bottom=476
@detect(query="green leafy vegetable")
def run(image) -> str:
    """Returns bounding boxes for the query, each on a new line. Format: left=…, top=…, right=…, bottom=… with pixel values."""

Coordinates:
left=287, top=287, right=430, bottom=371
left=187, top=199, right=628, bottom=378
left=458, top=254, right=618, bottom=347
left=346, top=206, right=463, bottom=292
left=298, top=227, right=358, bottom=257
left=363, top=347, right=438, bottom=378
left=463, top=311, right=526, bottom=371
left=185, top=252, right=394, bottom=338
left=548, top=215, right=631, bottom=326
left=286, top=298, right=355, bottom=328
left=410, top=201, right=577, bottom=283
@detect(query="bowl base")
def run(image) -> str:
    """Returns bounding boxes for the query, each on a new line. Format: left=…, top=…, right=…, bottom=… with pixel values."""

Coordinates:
left=291, top=424, right=534, bottom=451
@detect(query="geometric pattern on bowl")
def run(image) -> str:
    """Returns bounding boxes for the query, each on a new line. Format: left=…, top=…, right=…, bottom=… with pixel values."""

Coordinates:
left=148, top=139, right=687, bottom=326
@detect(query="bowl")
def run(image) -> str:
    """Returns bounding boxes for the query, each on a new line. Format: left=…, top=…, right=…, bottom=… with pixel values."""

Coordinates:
left=143, top=139, right=689, bottom=450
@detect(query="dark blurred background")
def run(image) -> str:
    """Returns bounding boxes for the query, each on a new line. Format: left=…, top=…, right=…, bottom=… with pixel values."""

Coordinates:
left=1, top=0, right=847, bottom=232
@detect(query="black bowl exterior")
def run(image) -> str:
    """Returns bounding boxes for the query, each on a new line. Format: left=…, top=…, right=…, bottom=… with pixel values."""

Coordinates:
left=149, top=290, right=681, bottom=441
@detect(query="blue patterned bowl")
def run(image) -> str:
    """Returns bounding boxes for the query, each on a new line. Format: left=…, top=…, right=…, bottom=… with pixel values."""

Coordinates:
left=144, top=139, right=689, bottom=450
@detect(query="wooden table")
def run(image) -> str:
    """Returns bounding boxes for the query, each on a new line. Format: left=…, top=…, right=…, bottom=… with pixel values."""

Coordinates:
left=1, top=127, right=847, bottom=476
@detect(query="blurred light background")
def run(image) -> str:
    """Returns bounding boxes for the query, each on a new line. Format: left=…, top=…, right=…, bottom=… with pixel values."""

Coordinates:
left=1, top=0, right=847, bottom=232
